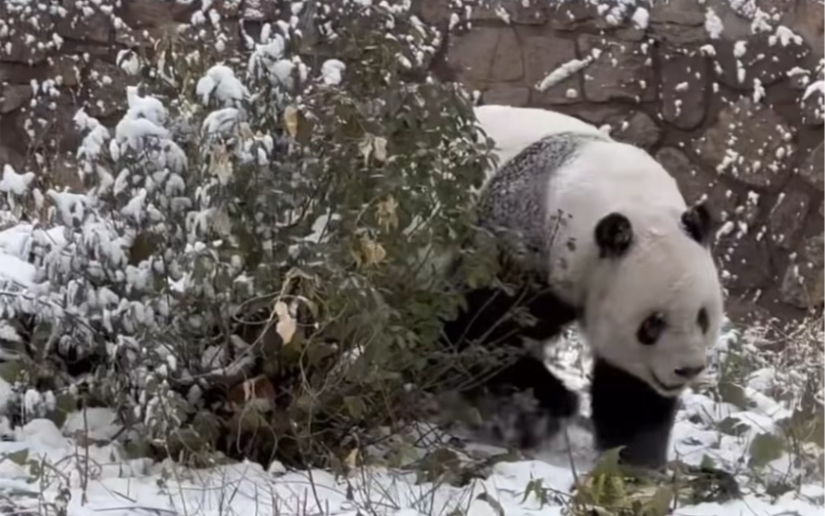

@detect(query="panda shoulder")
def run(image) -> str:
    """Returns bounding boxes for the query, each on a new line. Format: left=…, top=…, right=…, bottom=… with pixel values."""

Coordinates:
left=478, top=129, right=610, bottom=213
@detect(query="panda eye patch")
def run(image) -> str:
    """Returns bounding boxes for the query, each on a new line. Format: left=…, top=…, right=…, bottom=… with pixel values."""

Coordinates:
left=697, top=308, right=709, bottom=334
left=637, top=312, right=666, bottom=345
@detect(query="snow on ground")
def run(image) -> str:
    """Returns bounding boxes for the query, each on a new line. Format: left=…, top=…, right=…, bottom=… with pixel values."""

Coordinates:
left=0, top=322, right=817, bottom=516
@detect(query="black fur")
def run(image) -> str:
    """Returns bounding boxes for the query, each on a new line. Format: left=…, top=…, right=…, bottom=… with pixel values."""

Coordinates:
left=440, top=282, right=577, bottom=349
left=590, top=357, right=679, bottom=469
left=438, top=271, right=681, bottom=469
left=438, top=277, right=581, bottom=449
left=594, top=213, right=633, bottom=258
left=483, top=354, right=580, bottom=448
left=681, top=202, right=713, bottom=247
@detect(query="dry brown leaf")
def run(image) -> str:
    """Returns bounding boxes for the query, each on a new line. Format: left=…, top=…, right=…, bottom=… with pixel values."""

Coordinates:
left=373, top=136, right=388, bottom=162
left=238, top=122, right=254, bottom=140
left=360, top=235, right=387, bottom=267
left=209, top=143, right=233, bottom=184
left=376, top=195, right=399, bottom=232
left=274, top=300, right=297, bottom=345
left=211, top=207, right=232, bottom=237
left=283, top=105, right=299, bottom=139
left=344, top=448, right=359, bottom=469
left=359, top=135, right=373, bottom=163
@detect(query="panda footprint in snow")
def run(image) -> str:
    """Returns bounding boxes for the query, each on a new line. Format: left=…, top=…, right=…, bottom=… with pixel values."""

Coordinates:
left=439, top=106, right=725, bottom=470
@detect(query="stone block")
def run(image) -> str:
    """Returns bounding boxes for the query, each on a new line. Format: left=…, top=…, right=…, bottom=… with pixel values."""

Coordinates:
left=546, top=2, right=601, bottom=31
left=0, top=85, right=32, bottom=114
left=124, top=0, right=197, bottom=28
left=84, top=60, right=139, bottom=119
left=718, top=236, right=774, bottom=290
left=660, top=46, right=708, bottom=130
left=648, top=24, right=708, bottom=45
left=780, top=235, right=824, bottom=309
left=648, top=0, right=709, bottom=45
left=448, top=27, right=501, bottom=83
left=780, top=0, right=824, bottom=59
left=490, top=28, right=523, bottom=82
left=768, top=190, right=810, bottom=250
left=578, top=35, right=655, bottom=103
left=800, top=85, right=824, bottom=126
left=523, top=34, right=580, bottom=105
left=415, top=0, right=451, bottom=25
left=649, top=0, right=705, bottom=25
left=482, top=86, right=530, bottom=107
left=608, top=111, right=661, bottom=150
left=0, top=62, right=53, bottom=84
left=697, top=98, right=796, bottom=190
left=52, top=55, right=83, bottom=88
left=711, top=33, right=811, bottom=91
left=655, top=147, right=713, bottom=206
left=798, top=142, right=824, bottom=191
left=471, top=0, right=547, bottom=25
left=56, top=1, right=112, bottom=44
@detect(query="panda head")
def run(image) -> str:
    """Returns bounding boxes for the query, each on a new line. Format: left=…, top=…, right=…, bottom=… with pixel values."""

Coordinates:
left=582, top=202, right=724, bottom=398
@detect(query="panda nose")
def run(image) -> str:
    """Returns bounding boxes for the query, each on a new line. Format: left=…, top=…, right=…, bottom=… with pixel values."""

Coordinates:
left=674, top=365, right=705, bottom=379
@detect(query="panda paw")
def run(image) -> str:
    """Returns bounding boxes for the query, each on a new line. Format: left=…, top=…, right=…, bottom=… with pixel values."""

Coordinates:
left=539, top=382, right=580, bottom=420
left=490, top=407, right=562, bottom=450
left=474, top=389, right=579, bottom=451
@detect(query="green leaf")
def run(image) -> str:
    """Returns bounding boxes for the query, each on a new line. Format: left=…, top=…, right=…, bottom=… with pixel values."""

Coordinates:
left=0, top=362, right=24, bottom=384
left=50, top=393, right=77, bottom=429
left=305, top=341, right=336, bottom=367
left=717, top=381, right=749, bottom=410
left=343, top=396, right=366, bottom=420
left=475, top=493, right=505, bottom=516
left=521, top=478, right=544, bottom=504
left=765, top=481, right=794, bottom=500
left=717, top=416, right=749, bottom=437
left=5, top=449, right=28, bottom=466
left=26, top=460, right=41, bottom=483
left=646, top=485, right=674, bottom=516
left=748, top=432, right=785, bottom=469
left=811, top=412, right=825, bottom=448
left=121, top=439, right=152, bottom=460
left=592, top=446, right=624, bottom=477
left=699, top=454, right=717, bottom=470
left=778, top=406, right=825, bottom=448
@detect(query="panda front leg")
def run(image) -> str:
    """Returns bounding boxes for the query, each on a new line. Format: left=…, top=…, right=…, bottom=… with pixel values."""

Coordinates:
left=482, top=354, right=580, bottom=449
left=589, top=357, right=680, bottom=469
left=441, top=281, right=582, bottom=450
left=481, top=285, right=583, bottom=449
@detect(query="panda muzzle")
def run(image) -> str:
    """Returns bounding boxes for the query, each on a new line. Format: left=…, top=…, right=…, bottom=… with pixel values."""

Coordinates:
left=648, top=369, right=689, bottom=394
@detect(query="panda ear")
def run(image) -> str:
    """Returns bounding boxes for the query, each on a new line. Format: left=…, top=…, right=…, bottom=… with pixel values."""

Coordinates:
left=594, top=213, right=633, bottom=258
left=681, top=202, right=713, bottom=247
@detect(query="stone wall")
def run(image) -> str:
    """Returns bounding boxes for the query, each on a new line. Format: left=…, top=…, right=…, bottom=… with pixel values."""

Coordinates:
left=419, top=0, right=824, bottom=326
left=0, top=0, right=822, bottom=327
left=0, top=0, right=253, bottom=191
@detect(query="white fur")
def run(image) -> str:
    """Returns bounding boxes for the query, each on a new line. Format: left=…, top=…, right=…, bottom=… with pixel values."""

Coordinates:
left=474, top=105, right=607, bottom=175
left=477, top=106, right=725, bottom=398
left=544, top=139, right=687, bottom=305
left=421, top=107, right=597, bottom=281
left=585, top=235, right=724, bottom=397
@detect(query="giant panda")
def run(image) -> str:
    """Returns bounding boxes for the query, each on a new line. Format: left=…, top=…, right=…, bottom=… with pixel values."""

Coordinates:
left=438, top=105, right=725, bottom=469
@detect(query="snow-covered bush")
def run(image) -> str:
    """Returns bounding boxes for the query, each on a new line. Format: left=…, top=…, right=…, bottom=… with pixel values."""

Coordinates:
left=0, top=2, right=497, bottom=467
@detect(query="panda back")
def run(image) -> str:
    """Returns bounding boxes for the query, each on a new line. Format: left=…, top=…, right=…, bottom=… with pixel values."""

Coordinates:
left=477, top=129, right=688, bottom=306
left=474, top=105, right=608, bottom=176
